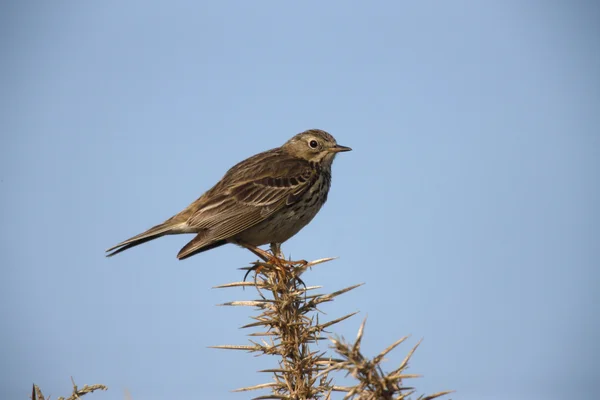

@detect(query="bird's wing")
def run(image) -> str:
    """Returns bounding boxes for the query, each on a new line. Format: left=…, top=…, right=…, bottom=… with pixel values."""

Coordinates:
left=186, top=155, right=317, bottom=243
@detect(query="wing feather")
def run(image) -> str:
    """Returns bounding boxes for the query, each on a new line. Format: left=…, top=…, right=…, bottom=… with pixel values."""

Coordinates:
left=184, top=153, right=318, bottom=243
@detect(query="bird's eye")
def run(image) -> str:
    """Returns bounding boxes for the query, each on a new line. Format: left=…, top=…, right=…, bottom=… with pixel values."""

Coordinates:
left=309, top=140, right=319, bottom=149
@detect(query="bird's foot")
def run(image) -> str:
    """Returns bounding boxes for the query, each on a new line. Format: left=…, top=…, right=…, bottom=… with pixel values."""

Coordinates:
left=236, top=242, right=286, bottom=277
left=238, top=242, right=308, bottom=283
left=240, top=244, right=273, bottom=263
left=268, top=243, right=307, bottom=268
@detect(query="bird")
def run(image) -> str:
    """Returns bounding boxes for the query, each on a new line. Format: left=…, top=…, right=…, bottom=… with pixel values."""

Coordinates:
left=106, top=129, right=351, bottom=260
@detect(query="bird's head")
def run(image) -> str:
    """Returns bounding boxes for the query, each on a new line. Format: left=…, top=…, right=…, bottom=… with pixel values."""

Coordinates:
left=282, top=129, right=351, bottom=166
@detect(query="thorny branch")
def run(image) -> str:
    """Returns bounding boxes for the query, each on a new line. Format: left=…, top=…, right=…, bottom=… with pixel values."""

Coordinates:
left=214, top=254, right=452, bottom=400
left=31, top=378, right=107, bottom=400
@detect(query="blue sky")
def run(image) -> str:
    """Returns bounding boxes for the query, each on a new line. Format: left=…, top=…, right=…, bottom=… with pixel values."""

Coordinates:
left=1, top=1, right=598, bottom=399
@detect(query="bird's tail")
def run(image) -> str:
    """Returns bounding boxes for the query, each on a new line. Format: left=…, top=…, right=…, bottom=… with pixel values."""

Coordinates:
left=105, top=221, right=183, bottom=257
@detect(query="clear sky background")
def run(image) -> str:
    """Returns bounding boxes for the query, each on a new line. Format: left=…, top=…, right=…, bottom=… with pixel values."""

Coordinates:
left=1, top=2, right=598, bottom=399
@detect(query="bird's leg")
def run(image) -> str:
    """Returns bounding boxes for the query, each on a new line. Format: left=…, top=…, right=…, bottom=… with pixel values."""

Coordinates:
left=268, top=242, right=291, bottom=272
left=270, top=243, right=284, bottom=260
left=235, top=240, right=290, bottom=276
left=235, top=241, right=278, bottom=281
left=236, top=241, right=272, bottom=262
left=269, top=242, right=308, bottom=267
left=234, top=241, right=291, bottom=283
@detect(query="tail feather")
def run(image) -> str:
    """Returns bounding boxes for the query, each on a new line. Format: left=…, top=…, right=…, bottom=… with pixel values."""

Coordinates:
left=106, top=222, right=180, bottom=257
left=177, top=230, right=227, bottom=260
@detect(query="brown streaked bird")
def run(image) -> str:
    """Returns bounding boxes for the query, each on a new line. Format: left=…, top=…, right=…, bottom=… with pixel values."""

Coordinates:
left=106, top=129, right=351, bottom=260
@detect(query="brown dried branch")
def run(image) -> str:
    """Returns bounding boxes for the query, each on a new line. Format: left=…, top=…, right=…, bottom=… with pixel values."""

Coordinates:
left=325, top=320, right=453, bottom=400
left=215, top=257, right=352, bottom=399
left=215, top=253, right=452, bottom=399
left=31, top=378, right=107, bottom=400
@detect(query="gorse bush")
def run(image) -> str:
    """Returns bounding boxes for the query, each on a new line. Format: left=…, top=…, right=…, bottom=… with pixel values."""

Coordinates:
left=213, top=253, right=452, bottom=400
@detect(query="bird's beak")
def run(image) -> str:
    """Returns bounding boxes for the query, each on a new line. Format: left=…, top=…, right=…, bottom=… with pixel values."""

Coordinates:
left=329, top=144, right=352, bottom=153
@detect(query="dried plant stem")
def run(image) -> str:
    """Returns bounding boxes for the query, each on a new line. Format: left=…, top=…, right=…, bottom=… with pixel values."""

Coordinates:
left=31, top=378, right=107, bottom=400
left=214, top=256, right=352, bottom=399
left=214, top=253, right=452, bottom=400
